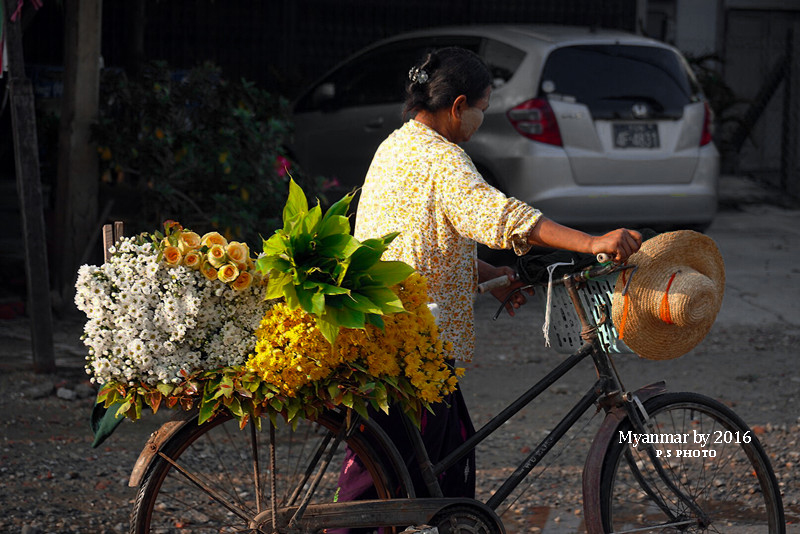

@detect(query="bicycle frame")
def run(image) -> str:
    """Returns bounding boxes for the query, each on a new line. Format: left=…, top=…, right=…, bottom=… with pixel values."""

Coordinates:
left=413, top=341, right=606, bottom=505
left=404, top=266, right=631, bottom=509
left=129, top=261, right=709, bottom=533
left=396, top=261, right=705, bottom=528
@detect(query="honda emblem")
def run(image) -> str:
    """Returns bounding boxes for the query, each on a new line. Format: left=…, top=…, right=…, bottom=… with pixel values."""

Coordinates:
left=632, top=103, right=649, bottom=119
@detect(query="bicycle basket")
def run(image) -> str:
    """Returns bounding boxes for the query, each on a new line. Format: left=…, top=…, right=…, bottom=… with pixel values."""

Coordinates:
left=536, top=272, right=633, bottom=355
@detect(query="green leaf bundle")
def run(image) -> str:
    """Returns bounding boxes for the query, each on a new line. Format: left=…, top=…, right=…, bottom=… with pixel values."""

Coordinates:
left=256, top=180, right=414, bottom=344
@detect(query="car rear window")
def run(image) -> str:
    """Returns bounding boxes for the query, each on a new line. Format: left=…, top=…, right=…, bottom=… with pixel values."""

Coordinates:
left=538, top=45, right=701, bottom=120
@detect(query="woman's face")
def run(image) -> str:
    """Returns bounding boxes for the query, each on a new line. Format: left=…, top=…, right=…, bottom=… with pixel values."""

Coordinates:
left=458, top=86, right=492, bottom=142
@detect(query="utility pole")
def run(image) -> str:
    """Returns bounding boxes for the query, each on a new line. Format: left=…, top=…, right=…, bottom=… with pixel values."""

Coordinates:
left=4, top=0, right=55, bottom=373
left=54, top=0, right=101, bottom=308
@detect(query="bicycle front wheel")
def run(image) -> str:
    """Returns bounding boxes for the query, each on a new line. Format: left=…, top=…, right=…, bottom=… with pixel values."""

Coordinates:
left=599, top=392, right=784, bottom=533
left=130, top=410, right=407, bottom=533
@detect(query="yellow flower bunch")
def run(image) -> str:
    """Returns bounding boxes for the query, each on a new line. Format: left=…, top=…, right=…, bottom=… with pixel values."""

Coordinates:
left=247, top=272, right=462, bottom=418
left=158, top=222, right=258, bottom=291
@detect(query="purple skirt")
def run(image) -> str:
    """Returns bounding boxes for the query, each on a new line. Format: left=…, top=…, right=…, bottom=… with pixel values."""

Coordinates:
left=336, top=385, right=476, bottom=502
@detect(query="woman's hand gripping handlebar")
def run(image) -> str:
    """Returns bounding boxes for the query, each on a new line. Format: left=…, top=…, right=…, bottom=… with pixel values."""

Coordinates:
left=476, top=274, right=517, bottom=294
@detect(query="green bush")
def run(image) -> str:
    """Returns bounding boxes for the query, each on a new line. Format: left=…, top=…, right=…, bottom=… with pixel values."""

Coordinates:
left=684, top=53, right=744, bottom=149
left=93, top=61, right=323, bottom=247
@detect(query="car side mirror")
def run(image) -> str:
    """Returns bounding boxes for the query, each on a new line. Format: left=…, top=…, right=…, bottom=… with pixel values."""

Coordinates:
left=313, top=82, right=337, bottom=110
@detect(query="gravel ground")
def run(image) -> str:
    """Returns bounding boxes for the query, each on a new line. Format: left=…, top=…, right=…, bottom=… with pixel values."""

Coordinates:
left=0, top=304, right=798, bottom=533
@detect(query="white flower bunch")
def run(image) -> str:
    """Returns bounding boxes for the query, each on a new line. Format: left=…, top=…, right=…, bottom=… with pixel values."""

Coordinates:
left=75, top=236, right=267, bottom=386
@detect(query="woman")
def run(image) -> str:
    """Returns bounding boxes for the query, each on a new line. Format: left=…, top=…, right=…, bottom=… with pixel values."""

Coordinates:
left=338, top=47, right=641, bottom=502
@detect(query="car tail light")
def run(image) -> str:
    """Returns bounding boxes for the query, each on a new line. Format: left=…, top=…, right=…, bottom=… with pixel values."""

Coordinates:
left=507, top=98, right=563, bottom=146
left=700, top=101, right=713, bottom=146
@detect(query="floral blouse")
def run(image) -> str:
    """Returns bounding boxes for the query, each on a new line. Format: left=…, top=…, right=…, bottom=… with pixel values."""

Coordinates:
left=355, top=120, right=542, bottom=361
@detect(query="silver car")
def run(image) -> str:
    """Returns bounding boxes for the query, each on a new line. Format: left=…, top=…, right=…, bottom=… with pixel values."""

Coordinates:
left=292, top=25, right=719, bottom=230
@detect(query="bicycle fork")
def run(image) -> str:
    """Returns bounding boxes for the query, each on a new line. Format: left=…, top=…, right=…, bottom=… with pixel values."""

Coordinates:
left=620, top=391, right=711, bottom=530
left=568, top=274, right=707, bottom=531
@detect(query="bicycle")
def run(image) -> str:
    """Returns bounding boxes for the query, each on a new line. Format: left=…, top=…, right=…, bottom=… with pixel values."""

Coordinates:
left=125, top=254, right=785, bottom=533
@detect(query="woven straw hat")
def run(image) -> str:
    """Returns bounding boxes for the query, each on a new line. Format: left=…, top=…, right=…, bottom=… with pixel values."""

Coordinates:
left=611, top=230, right=725, bottom=360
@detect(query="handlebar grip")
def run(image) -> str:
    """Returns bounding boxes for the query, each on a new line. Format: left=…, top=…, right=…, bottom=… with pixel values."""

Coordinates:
left=477, top=275, right=512, bottom=294
left=596, top=253, right=612, bottom=264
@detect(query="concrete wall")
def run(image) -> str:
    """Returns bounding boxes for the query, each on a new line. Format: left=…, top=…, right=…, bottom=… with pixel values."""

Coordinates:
left=674, top=0, right=721, bottom=55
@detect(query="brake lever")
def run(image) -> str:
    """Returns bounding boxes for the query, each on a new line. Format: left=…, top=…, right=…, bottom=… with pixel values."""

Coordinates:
left=491, top=285, right=534, bottom=320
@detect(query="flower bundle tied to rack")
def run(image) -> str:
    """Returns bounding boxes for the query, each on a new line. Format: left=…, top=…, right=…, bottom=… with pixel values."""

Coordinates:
left=77, top=180, right=459, bottom=437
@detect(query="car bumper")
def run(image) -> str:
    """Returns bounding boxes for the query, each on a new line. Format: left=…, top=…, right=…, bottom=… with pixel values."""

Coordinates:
left=482, top=142, right=719, bottom=229
left=529, top=184, right=718, bottom=228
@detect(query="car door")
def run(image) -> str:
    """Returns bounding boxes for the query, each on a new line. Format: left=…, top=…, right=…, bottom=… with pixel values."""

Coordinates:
left=292, top=42, right=429, bottom=193
left=292, top=36, right=486, bottom=194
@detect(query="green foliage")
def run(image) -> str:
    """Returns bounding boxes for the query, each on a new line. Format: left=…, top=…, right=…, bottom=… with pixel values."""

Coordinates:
left=95, top=364, right=411, bottom=428
left=256, top=179, right=415, bottom=345
left=96, top=367, right=301, bottom=428
left=92, top=61, right=322, bottom=247
left=684, top=53, right=746, bottom=148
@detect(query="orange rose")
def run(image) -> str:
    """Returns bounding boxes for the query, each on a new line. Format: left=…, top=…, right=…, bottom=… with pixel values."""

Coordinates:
left=207, top=244, right=227, bottom=268
left=178, top=231, right=201, bottom=254
left=200, top=261, right=218, bottom=281
left=201, top=231, right=227, bottom=248
left=218, top=263, right=240, bottom=284
left=226, top=241, right=249, bottom=269
left=231, top=271, right=253, bottom=291
left=182, top=250, right=202, bottom=270
left=162, top=246, right=182, bottom=266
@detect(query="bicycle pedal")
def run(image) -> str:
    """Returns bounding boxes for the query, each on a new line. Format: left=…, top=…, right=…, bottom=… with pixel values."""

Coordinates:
left=400, top=525, right=439, bottom=534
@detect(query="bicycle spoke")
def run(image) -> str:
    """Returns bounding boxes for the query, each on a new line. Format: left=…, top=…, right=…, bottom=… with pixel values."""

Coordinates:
left=202, top=418, right=255, bottom=516
left=250, top=419, right=263, bottom=514
left=157, top=451, right=253, bottom=523
left=287, top=427, right=334, bottom=507
left=269, top=421, right=278, bottom=533
left=611, top=518, right=697, bottom=533
left=288, top=421, right=347, bottom=529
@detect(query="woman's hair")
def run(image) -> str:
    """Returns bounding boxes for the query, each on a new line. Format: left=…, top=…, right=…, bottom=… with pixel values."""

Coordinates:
left=404, top=47, right=492, bottom=117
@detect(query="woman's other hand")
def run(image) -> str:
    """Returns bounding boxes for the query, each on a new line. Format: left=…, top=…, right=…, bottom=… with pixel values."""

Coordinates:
left=478, top=261, right=530, bottom=316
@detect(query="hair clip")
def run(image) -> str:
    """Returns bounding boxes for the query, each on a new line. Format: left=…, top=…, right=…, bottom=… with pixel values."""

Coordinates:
left=408, top=67, right=429, bottom=84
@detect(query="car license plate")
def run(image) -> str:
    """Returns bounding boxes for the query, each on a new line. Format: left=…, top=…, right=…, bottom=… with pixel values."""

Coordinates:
left=613, top=123, right=659, bottom=149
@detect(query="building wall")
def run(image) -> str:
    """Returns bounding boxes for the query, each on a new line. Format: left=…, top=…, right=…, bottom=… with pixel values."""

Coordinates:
left=722, top=7, right=800, bottom=189
left=674, top=0, right=720, bottom=55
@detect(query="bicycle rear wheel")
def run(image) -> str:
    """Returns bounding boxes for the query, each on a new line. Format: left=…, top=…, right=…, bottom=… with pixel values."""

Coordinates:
left=599, top=392, right=784, bottom=533
left=130, top=410, right=407, bottom=533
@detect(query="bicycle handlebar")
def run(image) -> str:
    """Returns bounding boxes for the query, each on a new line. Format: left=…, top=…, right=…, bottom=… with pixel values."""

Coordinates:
left=477, top=253, right=618, bottom=294
left=476, top=275, right=513, bottom=294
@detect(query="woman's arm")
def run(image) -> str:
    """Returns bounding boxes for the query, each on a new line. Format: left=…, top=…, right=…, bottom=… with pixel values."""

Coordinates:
left=527, top=217, right=642, bottom=262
